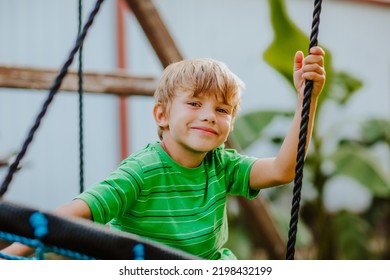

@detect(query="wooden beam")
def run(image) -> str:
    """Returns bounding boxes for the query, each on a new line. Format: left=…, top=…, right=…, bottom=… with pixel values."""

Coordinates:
left=0, top=65, right=158, bottom=97
left=345, top=0, right=390, bottom=6
left=227, top=139, right=286, bottom=259
left=125, top=0, right=183, bottom=67
left=237, top=196, right=285, bottom=259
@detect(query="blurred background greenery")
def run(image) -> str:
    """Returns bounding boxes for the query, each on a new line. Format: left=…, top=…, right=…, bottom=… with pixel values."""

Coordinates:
left=227, top=0, right=390, bottom=260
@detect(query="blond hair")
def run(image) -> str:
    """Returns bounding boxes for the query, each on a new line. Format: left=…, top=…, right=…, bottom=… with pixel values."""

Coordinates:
left=154, top=58, right=245, bottom=140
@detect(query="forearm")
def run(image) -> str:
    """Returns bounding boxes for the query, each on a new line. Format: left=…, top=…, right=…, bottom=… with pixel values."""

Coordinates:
left=250, top=47, right=324, bottom=190
left=277, top=45, right=324, bottom=177
left=274, top=94, right=318, bottom=181
left=53, top=199, right=92, bottom=220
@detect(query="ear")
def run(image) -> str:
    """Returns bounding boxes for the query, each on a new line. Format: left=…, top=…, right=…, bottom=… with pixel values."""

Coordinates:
left=153, top=103, right=169, bottom=128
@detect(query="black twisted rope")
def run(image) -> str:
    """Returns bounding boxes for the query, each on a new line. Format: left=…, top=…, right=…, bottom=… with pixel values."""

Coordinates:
left=286, top=0, right=323, bottom=260
left=78, top=0, right=85, bottom=194
left=0, top=0, right=106, bottom=198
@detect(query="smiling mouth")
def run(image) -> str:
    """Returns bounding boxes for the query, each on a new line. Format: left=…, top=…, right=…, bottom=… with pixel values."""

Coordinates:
left=192, top=127, right=218, bottom=135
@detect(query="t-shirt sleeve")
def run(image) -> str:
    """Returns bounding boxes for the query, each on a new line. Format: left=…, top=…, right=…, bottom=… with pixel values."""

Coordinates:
left=76, top=159, right=143, bottom=224
left=220, top=148, right=259, bottom=199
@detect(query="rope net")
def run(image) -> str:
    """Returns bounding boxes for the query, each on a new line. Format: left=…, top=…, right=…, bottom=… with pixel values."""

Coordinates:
left=0, top=201, right=198, bottom=260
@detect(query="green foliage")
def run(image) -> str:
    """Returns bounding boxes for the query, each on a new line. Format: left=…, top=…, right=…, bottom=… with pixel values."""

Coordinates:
left=360, top=119, right=390, bottom=146
left=263, top=0, right=311, bottom=86
left=330, top=71, right=363, bottom=104
left=329, top=144, right=390, bottom=198
left=229, top=111, right=292, bottom=150
left=230, top=0, right=390, bottom=259
left=263, top=0, right=332, bottom=108
left=334, top=211, right=371, bottom=259
left=262, top=0, right=364, bottom=110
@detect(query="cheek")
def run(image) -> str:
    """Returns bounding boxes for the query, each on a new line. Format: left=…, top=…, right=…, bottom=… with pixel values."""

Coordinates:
left=221, top=117, right=233, bottom=131
left=168, top=108, right=192, bottom=128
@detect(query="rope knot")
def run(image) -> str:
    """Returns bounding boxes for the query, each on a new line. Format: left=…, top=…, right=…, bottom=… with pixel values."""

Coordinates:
left=29, top=212, right=48, bottom=239
left=133, top=243, right=145, bottom=260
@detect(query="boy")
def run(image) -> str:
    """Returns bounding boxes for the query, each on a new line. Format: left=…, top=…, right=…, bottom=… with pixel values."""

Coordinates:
left=1, top=47, right=325, bottom=259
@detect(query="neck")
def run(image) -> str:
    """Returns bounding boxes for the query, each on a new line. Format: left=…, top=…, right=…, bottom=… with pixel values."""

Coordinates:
left=160, top=141, right=206, bottom=168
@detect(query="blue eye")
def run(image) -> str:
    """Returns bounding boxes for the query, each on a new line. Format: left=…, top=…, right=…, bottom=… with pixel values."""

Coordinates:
left=217, top=108, right=230, bottom=114
left=188, top=102, right=200, bottom=107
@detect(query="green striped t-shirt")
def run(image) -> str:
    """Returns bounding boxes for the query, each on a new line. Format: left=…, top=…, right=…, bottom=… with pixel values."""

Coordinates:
left=77, top=142, right=259, bottom=259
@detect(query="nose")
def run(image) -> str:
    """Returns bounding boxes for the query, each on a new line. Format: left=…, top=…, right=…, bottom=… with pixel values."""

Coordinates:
left=200, top=106, right=216, bottom=123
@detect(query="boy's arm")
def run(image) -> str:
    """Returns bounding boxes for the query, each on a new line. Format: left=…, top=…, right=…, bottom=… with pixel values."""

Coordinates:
left=0, top=199, right=91, bottom=257
left=250, top=47, right=325, bottom=190
left=53, top=198, right=92, bottom=219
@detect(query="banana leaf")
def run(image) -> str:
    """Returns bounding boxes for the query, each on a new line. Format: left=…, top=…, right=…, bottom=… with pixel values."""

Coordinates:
left=230, top=110, right=292, bottom=150
left=329, top=144, right=390, bottom=198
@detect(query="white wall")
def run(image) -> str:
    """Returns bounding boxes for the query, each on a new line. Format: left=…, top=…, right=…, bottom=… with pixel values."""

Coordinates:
left=0, top=0, right=121, bottom=209
left=0, top=0, right=389, bottom=210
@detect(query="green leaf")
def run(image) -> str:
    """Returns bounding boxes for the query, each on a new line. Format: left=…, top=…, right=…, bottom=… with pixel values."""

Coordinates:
left=263, top=0, right=333, bottom=108
left=329, top=144, right=390, bottom=198
left=334, top=211, right=371, bottom=259
left=264, top=0, right=309, bottom=86
left=329, top=71, right=363, bottom=105
left=229, top=110, right=292, bottom=150
left=361, top=119, right=390, bottom=145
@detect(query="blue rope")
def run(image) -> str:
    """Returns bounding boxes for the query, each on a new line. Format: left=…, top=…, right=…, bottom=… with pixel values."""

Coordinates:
left=0, top=230, right=96, bottom=260
left=0, top=212, right=96, bottom=260
left=0, top=250, right=32, bottom=260
left=0, top=231, right=43, bottom=260
left=29, top=212, right=48, bottom=259
left=43, top=245, right=96, bottom=260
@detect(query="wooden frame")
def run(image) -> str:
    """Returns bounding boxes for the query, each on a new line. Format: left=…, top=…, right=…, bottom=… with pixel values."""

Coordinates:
left=0, top=65, right=157, bottom=97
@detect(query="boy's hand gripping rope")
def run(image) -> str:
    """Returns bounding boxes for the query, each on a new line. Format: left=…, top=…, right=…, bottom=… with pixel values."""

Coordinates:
left=0, top=0, right=106, bottom=198
left=286, top=0, right=323, bottom=260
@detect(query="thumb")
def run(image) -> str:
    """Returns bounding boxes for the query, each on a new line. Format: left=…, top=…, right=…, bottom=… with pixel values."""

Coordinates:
left=294, top=51, right=304, bottom=71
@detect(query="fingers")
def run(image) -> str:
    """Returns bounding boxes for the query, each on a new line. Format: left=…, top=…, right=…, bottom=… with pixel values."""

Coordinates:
left=305, top=48, right=325, bottom=67
left=294, top=47, right=325, bottom=72
left=302, top=47, right=325, bottom=80
left=309, top=46, right=325, bottom=56
left=302, top=63, right=325, bottom=77
left=302, top=69, right=325, bottom=82
left=302, top=63, right=325, bottom=82
left=294, top=50, right=304, bottom=71
left=293, top=47, right=326, bottom=96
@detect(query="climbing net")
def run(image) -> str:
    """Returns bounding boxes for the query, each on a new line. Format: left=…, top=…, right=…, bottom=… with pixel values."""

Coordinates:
left=0, top=201, right=197, bottom=260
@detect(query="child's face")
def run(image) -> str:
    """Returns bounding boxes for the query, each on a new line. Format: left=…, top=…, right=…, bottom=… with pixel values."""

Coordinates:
left=156, top=90, right=234, bottom=159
